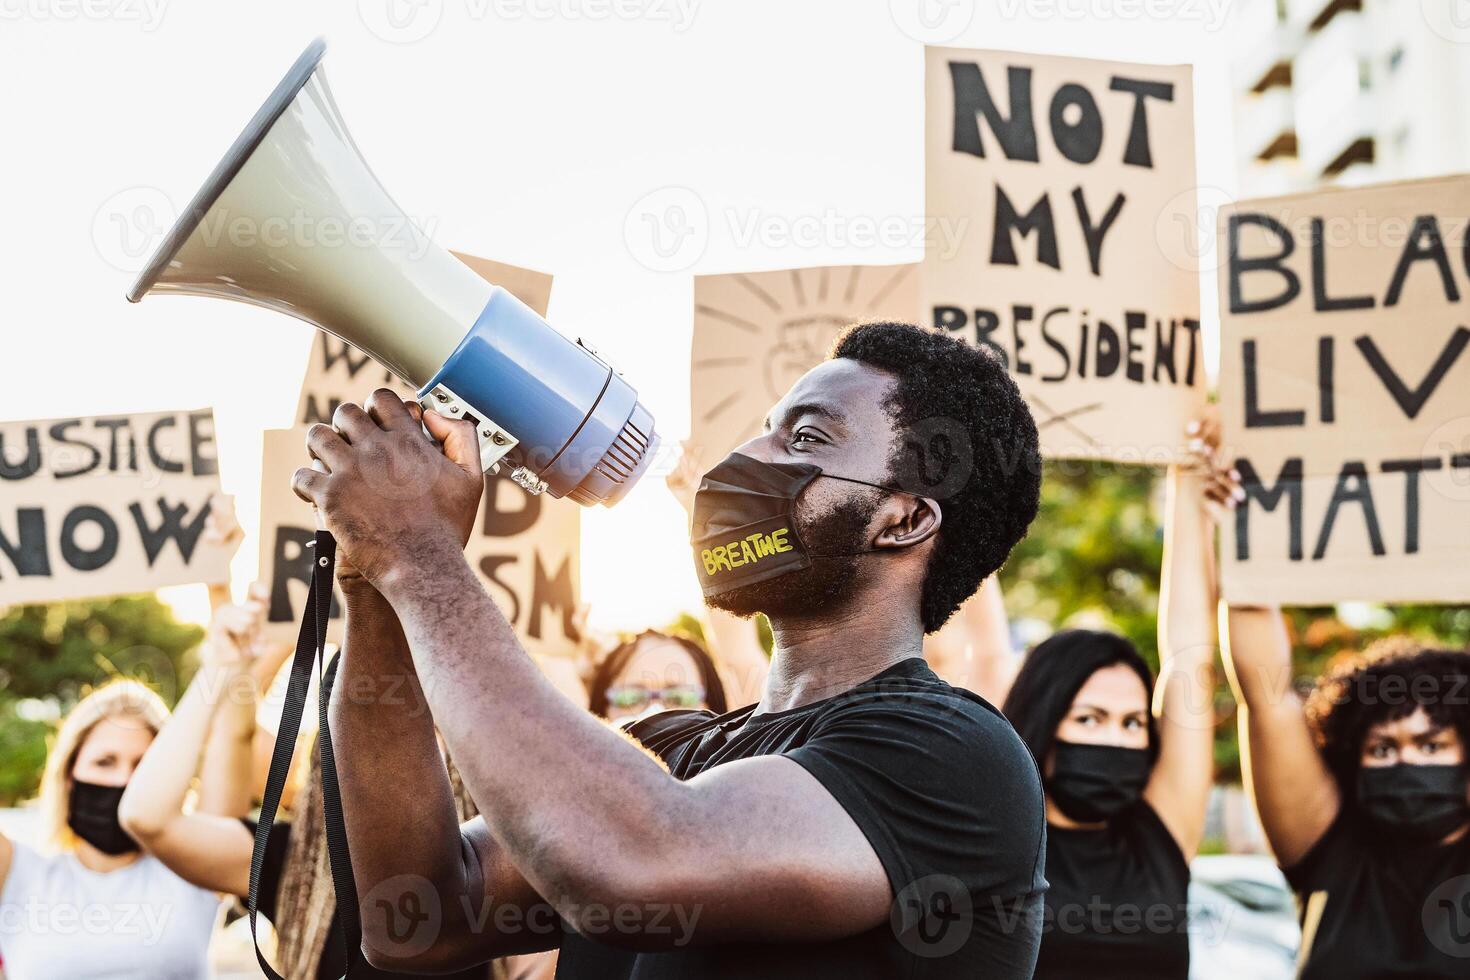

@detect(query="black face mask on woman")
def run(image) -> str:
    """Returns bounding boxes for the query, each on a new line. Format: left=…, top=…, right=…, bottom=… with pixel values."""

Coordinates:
left=1047, top=741, right=1153, bottom=823
left=689, top=452, right=912, bottom=599
left=68, top=779, right=138, bottom=856
left=1357, top=763, right=1470, bottom=842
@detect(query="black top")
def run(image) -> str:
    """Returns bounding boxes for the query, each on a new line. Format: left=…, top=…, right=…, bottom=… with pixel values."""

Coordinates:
left=244, top=818, right=490, bottom=980
left=554, top=657, right=1048, bottom=979
left=1284, top=811, right=1470, bottom=978
left=1033, top=801, right=1190, bottom=979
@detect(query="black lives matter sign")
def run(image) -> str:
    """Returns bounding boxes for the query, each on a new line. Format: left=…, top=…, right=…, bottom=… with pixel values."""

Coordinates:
left=1219, top=175, right=1470, bottom=604
left=924, top=47, right=1205, bottom=463
left=0, top=409, right=231, bottom=604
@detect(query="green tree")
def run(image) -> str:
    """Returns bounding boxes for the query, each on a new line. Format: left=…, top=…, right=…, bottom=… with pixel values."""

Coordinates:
left=0, top=595, right=204, bottom=806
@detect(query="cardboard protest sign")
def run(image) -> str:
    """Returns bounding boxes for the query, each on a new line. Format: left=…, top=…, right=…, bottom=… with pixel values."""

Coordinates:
left=924, top=47, right=1204, bottom=462
left=0, top=409, right=231, bottom=605
left=257, top=427, right=342, bottom=645
left=1218, top=175, right=1470, bottom=605
left=294, top=252, right=554, bottom=425
left=690, top=264, right=919, bottom=465
left=257, top=428, right=582, bottom=656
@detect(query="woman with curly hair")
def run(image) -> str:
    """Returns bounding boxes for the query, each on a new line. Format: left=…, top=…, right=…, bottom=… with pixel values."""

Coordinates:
left=1223, top=608, right=1470, bottom=976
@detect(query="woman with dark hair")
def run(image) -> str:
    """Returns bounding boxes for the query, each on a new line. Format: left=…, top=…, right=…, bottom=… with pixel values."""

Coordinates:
left=1223, top=611, right=1470, bottom=976
left=982, top=420, right=1228, bottom=979
left=587, top=629, right=729, bottom=723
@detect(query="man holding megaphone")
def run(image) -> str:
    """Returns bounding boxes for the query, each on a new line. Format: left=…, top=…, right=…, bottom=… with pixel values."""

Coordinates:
left=306, top=321, right=1048, bottom=979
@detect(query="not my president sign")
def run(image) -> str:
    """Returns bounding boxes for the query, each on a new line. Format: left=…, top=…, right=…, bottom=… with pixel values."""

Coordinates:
left=0, top=409, right=231, bottom=604
left=1219, top=175, right=1470, bottom=605
left=924, top=47, right=1205, bottom=462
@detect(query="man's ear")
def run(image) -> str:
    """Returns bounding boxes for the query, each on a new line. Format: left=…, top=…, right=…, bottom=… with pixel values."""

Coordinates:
left=873, top=495, right=942, bottom=550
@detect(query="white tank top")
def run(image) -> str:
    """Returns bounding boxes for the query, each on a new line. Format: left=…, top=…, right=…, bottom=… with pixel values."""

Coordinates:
left=0, top=840, right=222, bottom=979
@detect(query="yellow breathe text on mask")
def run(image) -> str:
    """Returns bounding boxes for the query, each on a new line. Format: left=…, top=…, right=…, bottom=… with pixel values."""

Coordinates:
left=701, top=526, right=795, bottom=576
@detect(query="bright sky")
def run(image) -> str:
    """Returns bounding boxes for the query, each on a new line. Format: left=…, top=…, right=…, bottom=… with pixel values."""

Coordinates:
left=0, top=0, right=1240, bottom=632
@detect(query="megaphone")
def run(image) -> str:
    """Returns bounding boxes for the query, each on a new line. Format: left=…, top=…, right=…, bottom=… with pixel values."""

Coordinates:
left=127, top=39, right=656, bottom=506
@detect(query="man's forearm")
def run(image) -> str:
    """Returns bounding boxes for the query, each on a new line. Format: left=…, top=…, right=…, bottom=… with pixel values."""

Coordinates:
left=376, top=548, right=684, bottom=912
left=331, top=583, right=478, bottom=931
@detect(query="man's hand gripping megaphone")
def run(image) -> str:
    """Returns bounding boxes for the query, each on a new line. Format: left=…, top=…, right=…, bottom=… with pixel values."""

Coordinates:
left=294, top=387, right=485, bottom=590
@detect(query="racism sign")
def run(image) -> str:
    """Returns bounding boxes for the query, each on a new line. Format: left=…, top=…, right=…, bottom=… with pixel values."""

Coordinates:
left=0, top=409, right=232, bottom=605
left=294, top=251, right=554, bottom=426
left=1219, top=175, right=1470, bottom=605
left=257, top=429, right=582, bottom=656
left=690, top=263, right=919, bottom=469
left=924, top=47, right=1205, bottom=462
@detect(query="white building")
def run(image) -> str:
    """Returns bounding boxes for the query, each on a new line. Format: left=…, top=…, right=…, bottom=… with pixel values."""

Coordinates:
left=1231, top=0, right=1470, bottom=197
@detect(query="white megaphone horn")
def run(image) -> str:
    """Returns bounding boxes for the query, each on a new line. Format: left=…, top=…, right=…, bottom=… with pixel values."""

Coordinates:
left=127, top=38, right=657, bottom=506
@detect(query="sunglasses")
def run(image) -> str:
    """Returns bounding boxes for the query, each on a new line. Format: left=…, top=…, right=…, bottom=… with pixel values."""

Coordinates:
left=605, top=684, right=706, bottom=711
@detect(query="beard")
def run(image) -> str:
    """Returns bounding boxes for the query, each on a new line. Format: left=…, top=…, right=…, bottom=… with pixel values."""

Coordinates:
left=703, top=488, right=881, bottom=621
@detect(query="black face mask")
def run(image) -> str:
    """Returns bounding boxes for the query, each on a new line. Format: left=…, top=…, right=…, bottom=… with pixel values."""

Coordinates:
left=68, top=779, right=138, bottom=856
left=1048, top=741, right=1152, bottom=823
left=689, top=452, right=909, bottom=598
left=1357, top=764, right=1470, bottom=843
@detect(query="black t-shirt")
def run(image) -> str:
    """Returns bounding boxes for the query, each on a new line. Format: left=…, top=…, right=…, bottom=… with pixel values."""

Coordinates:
left=244, top=819, right=491, bottom=980
left=1284, top=810, right=1470, bottom=978
left=1033, top=801, right=1190, bottom=979
left=554, top=657, right=1048, bottom=980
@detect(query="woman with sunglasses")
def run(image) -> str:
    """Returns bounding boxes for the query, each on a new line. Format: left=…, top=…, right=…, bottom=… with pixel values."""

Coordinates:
left=588, top=630, right=730, bottom=723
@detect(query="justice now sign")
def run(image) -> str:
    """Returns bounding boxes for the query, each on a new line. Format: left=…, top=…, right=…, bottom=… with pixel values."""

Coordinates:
left=924, top=47, right=1205, bottom=462
left=0, top=409, right=232, bottom=605
left=1219, top=175, right=1470, bottom=605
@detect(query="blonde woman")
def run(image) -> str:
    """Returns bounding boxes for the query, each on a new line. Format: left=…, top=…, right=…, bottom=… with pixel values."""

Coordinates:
left=0, top=679, right=224, bottom=979
left=120, top=597, right=494, bottom=980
